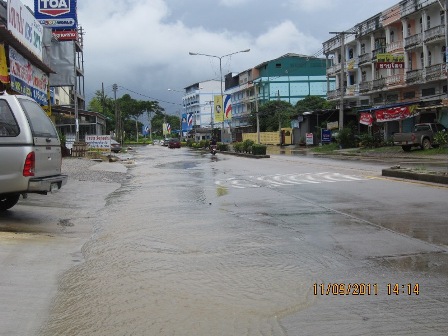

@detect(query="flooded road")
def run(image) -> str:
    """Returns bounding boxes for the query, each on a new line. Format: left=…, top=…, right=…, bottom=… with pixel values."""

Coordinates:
left=34, top=146, right=448, bottom=335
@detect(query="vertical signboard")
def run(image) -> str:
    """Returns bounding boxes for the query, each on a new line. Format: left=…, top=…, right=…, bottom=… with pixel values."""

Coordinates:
left=7, top=0, right=44, bottom=60
left=214, top=95, right=224, bottom=123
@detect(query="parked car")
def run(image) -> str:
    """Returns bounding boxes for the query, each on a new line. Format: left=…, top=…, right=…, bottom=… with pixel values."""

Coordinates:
left=110, top=139, right=122, bottom=153
left=0, top=93, right=68, bottom=211
left=168, top=138, right=181, bottom=148
left=162, top=138, right=170, bottom=146
left=393, top=123, right=447, bottom=151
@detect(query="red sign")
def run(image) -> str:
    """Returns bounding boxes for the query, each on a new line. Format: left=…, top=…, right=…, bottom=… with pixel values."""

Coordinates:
left=359, top=112, right=373, bottom=126
left=376, top=62, right=405, bottom=69
left=38, top=0, right=71, bottom=16
left=53, top=30, right=78, bottom=41
left=375, top=105, right=418, bottom=122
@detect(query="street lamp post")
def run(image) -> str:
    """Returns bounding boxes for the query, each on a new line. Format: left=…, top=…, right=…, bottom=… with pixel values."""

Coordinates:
left=189, top=49, right=250, bottom=142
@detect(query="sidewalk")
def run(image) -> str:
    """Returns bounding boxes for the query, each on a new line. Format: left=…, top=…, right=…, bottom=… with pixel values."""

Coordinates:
left=267, top=145, right=448, bottom=185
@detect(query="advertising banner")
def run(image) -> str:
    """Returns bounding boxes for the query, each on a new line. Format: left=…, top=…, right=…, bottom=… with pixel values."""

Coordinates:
left=9, top=47, right=49, bottom=105
left=375, top=105, right=418, bottom=122
left=359, top=112, right=373, bottom=126
left=52, top=29, right=78, bottom=41
left=34, top=0, right=77, bottom=30
left=0, top=44, right=10, bottom=84
left=375, top=53, right=404, bottom=70
left=85, top=135, right=111, bottom=151
left=214, top=95, right=224, bottom=123
left=8, top=0, right=44, bottom=60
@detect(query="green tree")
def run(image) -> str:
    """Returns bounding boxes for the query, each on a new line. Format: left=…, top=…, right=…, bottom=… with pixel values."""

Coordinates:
left=295, top=95, right=335, bottom=114
left=251, top=100, right=295, bottom=132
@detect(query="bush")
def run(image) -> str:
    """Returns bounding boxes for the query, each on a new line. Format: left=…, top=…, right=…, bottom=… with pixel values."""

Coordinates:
left=433, top=131, right=448, bottom=147
left=336, top=127, right=356, bottom=149
left=358, top=133, right=375, bottom=148
left=218, top=143, right=229, bottom=151
left=242, top=139, right=254, bottom=153
left=252, top=144, right=267, bottom=155
left=233, top=142, right=243, bottom=153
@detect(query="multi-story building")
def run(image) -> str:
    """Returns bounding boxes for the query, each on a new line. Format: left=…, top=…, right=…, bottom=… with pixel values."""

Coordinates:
left=183, top=80, right=221, bottom=140
left=226, top=54, right=332, bottom=141
left=323, top=0, right=448, bottom=140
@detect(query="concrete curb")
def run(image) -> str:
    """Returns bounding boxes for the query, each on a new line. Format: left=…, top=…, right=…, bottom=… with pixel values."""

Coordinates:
left=218, top=151, right=270, bottom=159
left=382, top=168, right=448, bottom=185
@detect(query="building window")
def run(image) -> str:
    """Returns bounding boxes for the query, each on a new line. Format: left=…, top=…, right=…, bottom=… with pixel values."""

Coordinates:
left=428, top=50, right=432, bottom=66
left=275, top=63, right=282, bottom=68
left=390, top=31, right=395, bottom=43
left=427, top=15, right=431, bottom=30
left=420, top=17, right=423, bottom=33
left=362, top=71, right=367, bottom=82
left=348, top=48, right=353, bottom=59
left=420, top=52, right=424, bottom=68
left=441, top=11, right=445, bottom=26
left=407, top=23, right=411, bottom=36
left=408, top=52, right=413, bottom=71
left=443, top=46, right=446, bottom=63
left=361, top=43, right=365, bottom=54
left=422, top=87, right=436, bottom=97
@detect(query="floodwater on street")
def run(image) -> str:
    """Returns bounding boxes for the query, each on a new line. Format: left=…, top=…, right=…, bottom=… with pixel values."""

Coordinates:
left=38, top=146, right=448, bottom=336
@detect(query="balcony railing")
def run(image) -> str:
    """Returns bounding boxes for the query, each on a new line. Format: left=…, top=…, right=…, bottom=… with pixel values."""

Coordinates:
left=386, top=40, right=404, bottom=53
left=345, top=84, right=359, bottom=96
left=372, top=47, right=386, bottom=60
left=406, top=69, right=424, bottom=83
left=358, top=52, right=372, bottom=65
left=425, top=63, right=446, bottom=81
left=386, top=73, right=405, bottom=86
left=359, top=81, right=372, bottom=93
left=404, top=33, right=422, bottom=49
left=372, top=78, right=386, bottom=90
left=327, top=63, right=341, bottom=76
left=424, top=25, right=445, bottom=43
left=327, top=89, right=341, bottom=100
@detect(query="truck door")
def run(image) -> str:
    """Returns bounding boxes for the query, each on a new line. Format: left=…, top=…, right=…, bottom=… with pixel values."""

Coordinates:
left=18, top=98, right=62, bottom=178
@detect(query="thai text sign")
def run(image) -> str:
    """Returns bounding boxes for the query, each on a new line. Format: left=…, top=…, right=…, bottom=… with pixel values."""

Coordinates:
left=359, top=112, right=373, bottom=126
left=375, top=105, right=418, bottom=122
left=8, top=0, right=44, bottom=60
left=321, top=129, right=332, bottom=144
left=306, top=133, right=314, bottom=145
left=375, top=53, right=404, bottom=70
left=9, top=47, right=48, bottom=105
left=85, top=135, right=111, bottom=151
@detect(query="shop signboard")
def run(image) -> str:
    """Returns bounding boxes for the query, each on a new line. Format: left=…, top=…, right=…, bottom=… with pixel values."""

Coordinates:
left=34, top=0, right=78, bottom=30
left=321, top=129, right=332, bottom=144
left=9, top=47, right=48, bottom=105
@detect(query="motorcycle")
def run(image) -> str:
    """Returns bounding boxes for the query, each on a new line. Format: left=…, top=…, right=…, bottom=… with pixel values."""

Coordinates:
left=210, top=144, right=217, bottom=155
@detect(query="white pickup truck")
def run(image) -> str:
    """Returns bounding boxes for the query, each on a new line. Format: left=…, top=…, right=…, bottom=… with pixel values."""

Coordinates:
left=0, top=92, right=68, bottom=211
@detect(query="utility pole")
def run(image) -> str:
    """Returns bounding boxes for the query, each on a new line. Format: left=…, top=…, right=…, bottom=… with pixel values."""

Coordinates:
left=113, top=83, right=118, bottom=141
left=329, top=31, right=356, bottom=131
left=254, top=83, right=260, bottom=144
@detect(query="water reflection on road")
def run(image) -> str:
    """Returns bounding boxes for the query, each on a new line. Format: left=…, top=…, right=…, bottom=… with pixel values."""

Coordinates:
left=39, top=146, right=448, bottom=336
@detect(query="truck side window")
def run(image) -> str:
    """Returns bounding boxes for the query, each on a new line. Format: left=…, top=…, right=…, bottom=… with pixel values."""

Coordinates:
left=0, top=100, right=20, bottom=137
left=18, top=98, right=57, bottom=138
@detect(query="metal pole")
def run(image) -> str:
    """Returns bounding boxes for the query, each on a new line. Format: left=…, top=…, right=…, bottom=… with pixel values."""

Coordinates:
left=113, top=83, right=118, bottom=140
left=339, top=33, right=345, bottom=131
left=255, top=83, right=260, bottom=144
left=219, top=57, right=224, bottom=142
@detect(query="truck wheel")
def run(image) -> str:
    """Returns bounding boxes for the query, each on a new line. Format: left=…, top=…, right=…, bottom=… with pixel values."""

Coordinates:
left=401, top=145, right=412, bottom=152
left=421, top=138, right=431, bottom=150
left=0, top=194, right=20, bottom=211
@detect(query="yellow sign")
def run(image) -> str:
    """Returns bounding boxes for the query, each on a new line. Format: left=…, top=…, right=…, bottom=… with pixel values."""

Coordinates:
left=0, top=44, right=10, bottom=84
left=376, top=53, right=404, bottom=62
left=214, top=95, right=224, bottom=123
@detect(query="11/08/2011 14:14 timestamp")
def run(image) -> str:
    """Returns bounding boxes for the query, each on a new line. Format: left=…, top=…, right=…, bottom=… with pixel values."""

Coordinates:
left=313, top=283, right=420, bottom=296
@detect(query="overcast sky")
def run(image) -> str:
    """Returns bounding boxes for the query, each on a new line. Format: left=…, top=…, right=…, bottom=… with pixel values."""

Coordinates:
left=21, top=0, right=400, bottom=114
